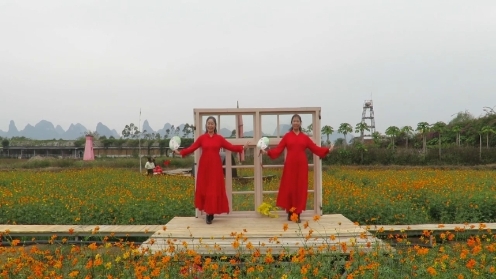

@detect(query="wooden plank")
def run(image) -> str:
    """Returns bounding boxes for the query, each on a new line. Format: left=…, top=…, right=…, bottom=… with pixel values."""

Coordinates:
left=141, top=234, right=388, bottom=255
left=144, top=225, right=162, bottom=233
left=14, top=214, right=495, bottom=256
left=368, top=223, right=496, bottom=235
left=0, top=224, right=156, bottom=237
left=127, top=225, right=148, bottom=233
left=140, top=214, right=390, bottom=255
left=144, top=237, right=378, bottom=245
left=95, top=225, right=114, bottom=233
left=194, top=107, right=321, bottom=114
left=160, top=216, right=357, bottom=230
left=99, top=225, right=125, bottom=233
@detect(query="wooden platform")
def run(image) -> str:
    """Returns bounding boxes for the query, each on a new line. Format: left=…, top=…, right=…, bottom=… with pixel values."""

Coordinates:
left=163, top=168, right=191, bottom=176
left=0, top=224, right=162, bottom=238
left=139, top=214, right=392, bottom=255
left=369, top=223, right=496, bottom=236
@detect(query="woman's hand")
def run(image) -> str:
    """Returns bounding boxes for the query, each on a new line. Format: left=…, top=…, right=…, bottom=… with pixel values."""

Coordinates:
left=328, top=144, right=335, bottom=152
left=174, top=149, right=181, bottom=155
left=243, top=142, right=250, bottom=150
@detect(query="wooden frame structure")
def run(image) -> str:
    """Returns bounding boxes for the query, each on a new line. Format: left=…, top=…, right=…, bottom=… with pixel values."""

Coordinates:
left=193, top=107, right=323, bottom=219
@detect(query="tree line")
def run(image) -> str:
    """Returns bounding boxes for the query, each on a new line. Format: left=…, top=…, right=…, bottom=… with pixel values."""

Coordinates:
left=319, top=109, right=496, bottom=165
left=2, top=108, right=495, bottom=165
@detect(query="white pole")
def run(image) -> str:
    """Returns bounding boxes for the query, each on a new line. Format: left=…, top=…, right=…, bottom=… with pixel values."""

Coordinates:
left=139, top=108, right=142, bottom=173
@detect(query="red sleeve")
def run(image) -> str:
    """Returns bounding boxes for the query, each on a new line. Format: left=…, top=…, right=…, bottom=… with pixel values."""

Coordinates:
left=220, top=136, right=244, bottom=153
left=267, top=133, right=288, bottom=159
left=306, top=135, right=329, bottom=158
left=179, top=135, right=203, bottom=157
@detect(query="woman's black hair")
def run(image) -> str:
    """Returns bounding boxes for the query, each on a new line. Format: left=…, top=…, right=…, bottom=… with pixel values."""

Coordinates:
left=205, top=116, right=218, bottom=134
left=288, top=114, right=303, bottom=132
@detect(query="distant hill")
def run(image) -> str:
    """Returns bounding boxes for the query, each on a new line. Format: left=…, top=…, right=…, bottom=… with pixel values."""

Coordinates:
left=0, top=120, right=352, bottom=143
left=0, top=120, right=119, bottom=140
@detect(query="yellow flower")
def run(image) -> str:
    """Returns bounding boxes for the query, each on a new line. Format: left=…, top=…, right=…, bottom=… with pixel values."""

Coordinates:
left=122, top=252, right=130, bottom=259
left=256, top=202, right=279, bottom=218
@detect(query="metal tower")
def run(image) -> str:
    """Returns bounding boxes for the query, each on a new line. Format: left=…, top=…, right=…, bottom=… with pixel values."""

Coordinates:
left=361, top=100, right=375, bottom=139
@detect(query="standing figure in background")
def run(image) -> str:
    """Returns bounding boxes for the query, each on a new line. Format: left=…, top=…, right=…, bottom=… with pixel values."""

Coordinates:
left=175, top=116, right=249, bottom=224
left=144, top=157, right=155, bottom=176
left=261, top=114, right=333, bottom=223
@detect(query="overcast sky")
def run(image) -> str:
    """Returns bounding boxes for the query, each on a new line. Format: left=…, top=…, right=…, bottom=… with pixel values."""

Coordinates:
left=1, top=0, right=495, bottom=135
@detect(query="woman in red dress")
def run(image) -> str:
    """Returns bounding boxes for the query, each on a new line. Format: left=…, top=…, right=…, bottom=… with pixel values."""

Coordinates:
left=175, top=116, right=249, bottom=224
left=261, top=114, right=333, bottom=223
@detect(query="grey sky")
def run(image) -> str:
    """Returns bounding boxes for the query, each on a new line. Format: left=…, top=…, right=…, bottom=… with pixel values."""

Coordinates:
left=1, top=0, right=495, bottom=135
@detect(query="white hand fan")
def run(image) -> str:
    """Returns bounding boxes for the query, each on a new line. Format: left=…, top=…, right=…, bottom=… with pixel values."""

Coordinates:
left=169, top=136, right=181, bottom=151
left=256, top=137, right=270, bottom=150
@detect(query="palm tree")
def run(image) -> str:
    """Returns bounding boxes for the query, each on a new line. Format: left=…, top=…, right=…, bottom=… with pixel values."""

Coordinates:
left=371, top=131, right=382, bottom=147
left=400, top=126, right=414, bottom=148
left=432, top=121, right=446, bottom=158
left=355, top=142, right=368, bottom=164
left=355, top=122, right=370, bottom=143
left=321, top=125, right=334, bottom=145
left=385, top=126, right=400, bottom=150
left=481, top=126, right=495, bottom=149
left=305, top=124, right=313, bottom=136
left=416, top=122, right=430, bottom=154
left=479, top=130, right=483, bottom=160
left=452, top=125, right=461, bottom=146
left=338, top=123, right=353, bottom=148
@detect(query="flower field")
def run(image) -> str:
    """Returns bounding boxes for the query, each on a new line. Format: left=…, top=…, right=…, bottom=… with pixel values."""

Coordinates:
left=3, top=167, right=494, bottom=225
left=1, top=167, right=496, bottom=278
left=324, top=167, right=496, bottom=225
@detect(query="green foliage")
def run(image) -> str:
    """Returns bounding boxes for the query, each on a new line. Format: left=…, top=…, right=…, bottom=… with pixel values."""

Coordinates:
left=324, top=146, right=496, bottom=165
left=121, top=123, right=140, bottom=139
left=321, top=125, right=334, bottom=145
left=100, top=136, right=115, bottom=149
left=84, top=130, right=99, bottom=139
left=73, top=137, right=85, bottom=147
left=1, top=138, right=9, bottom=149
left=321, top=113, right=496, bottom=165
left=449, top=110, right=475, bottom=124
left=338, top=123, right=353, bottom=138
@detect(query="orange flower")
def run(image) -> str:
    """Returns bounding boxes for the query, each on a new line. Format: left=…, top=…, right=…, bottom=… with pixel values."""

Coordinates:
left=88, top=242, right=98, bottom=251
left=290, top=213, right=298, bottom=222
left=427, top=267, right=436, bottom=276
left=283, top=224, right=288, bottom=231
left=466, top=259, right=476, bottom=269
